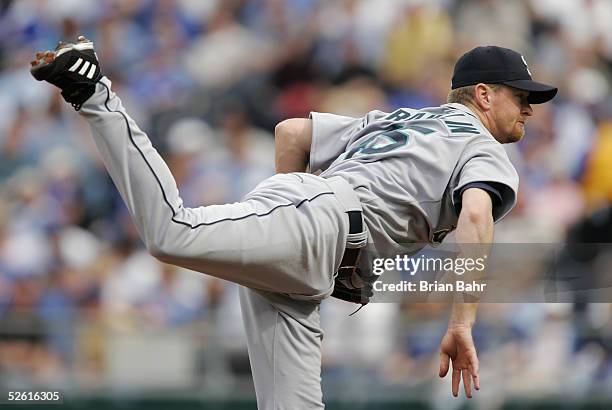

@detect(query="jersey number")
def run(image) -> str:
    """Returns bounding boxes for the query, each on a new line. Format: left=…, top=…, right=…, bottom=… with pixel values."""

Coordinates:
left=345, top=129, right=409, bottom=160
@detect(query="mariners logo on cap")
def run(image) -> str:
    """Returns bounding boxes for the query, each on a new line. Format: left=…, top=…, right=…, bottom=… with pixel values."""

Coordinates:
left=521, top=55, right=532, bottom=76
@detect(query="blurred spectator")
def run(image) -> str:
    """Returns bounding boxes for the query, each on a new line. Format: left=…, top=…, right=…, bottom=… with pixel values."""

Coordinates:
left=381, top=2, right=452, bottom=88
left=454, top=0, right=531, bottom=52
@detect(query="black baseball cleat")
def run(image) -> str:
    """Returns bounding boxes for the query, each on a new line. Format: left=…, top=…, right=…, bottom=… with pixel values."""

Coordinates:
left=30, top=35, right=102, bottom=110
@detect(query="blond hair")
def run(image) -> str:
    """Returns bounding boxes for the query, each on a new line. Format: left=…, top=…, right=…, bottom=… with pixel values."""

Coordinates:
left=447, top=84, right=502, bottom=105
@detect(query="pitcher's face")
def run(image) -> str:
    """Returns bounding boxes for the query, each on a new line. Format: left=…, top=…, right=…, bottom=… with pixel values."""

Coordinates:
left=488, top=86, right=533, bottom=144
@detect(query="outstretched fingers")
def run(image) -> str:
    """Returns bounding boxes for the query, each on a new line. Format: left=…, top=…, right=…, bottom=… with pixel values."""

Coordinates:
left=451, top=367, right=461, bottom=397
left=450, top=353, right=480, bottom=398
left=439, top=352, right=450, bottom=378
left=469, top=355, right=480, bottom=391
left=439, top=330, right=480, bottom=398
left=462, top=368, right=472, bottom=398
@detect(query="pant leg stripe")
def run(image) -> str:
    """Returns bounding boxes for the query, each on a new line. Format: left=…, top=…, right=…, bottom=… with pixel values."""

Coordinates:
left=99, top=81, right=335, bottom=229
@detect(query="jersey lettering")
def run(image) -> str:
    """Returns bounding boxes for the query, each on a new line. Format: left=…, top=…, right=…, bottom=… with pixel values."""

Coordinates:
left=443, top=120, right=480, bottom=134
left=382, top=108, right=479, bottom=138
left=407, top=112, right=426, bottom=121
left=385, top=109, right=411, bottom=122
left=386, top=109, right=433, bottom=122
left=345, top=129, right=409, bottom=159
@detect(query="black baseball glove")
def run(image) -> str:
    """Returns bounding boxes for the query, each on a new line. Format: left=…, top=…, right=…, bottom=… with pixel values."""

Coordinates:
left=331, top=267, right=376, bottom=305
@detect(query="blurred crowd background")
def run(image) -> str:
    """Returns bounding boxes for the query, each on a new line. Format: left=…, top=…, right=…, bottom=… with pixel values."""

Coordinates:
left=2, top=0, right=612, bottom=408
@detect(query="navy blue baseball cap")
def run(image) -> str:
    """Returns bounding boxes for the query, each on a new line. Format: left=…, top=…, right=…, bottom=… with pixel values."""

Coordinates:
left=451, top=46, right=557, bottom=104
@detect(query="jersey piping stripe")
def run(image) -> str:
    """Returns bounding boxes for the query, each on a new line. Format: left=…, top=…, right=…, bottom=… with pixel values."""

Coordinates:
left=99, top=81, right=334, bottom=228
left=68, top=58, right=83, bottom=72
left=447, top=104, right=479, bottom=121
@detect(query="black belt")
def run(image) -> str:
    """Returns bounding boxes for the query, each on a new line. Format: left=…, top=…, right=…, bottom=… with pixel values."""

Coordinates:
left=337, top=210, right=363, bottom=277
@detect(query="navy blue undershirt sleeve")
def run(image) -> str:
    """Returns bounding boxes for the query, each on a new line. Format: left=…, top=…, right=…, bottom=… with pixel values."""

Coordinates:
left=453, top=182, right=503, bottom=216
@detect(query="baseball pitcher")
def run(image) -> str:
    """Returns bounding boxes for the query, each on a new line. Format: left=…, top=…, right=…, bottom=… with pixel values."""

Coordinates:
left=31, top=37, right=556, bottom=409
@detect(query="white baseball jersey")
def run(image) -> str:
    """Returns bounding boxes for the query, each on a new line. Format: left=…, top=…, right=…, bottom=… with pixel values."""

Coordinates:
left=310, top=103, right=519, bottom=257
left=74, top=72, right=521, bottom=410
